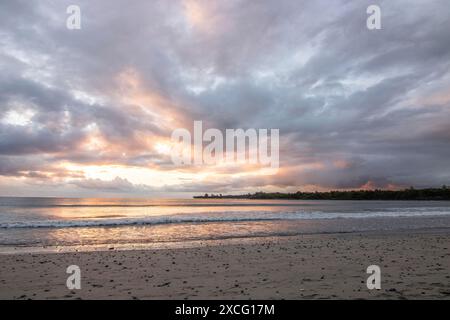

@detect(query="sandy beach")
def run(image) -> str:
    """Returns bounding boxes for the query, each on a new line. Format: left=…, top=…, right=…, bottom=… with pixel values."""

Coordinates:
left=1, top=229, right=449, bottom=300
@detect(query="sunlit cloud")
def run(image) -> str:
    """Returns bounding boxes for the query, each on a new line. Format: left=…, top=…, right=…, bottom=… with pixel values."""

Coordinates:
left=183, top=0, right=214, bottom=32
left=2, top=109, right=35, bottom=126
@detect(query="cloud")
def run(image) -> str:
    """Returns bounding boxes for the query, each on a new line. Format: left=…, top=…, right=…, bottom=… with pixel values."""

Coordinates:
left=70, top=176, right=151, bottom=193
left=0, top=0, right=450, bottom=196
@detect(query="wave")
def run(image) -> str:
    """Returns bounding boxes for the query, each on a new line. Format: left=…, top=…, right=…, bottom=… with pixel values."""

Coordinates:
left=1, top=208, right=450, bottom=229
left=0, top=216, right=284, bottom=229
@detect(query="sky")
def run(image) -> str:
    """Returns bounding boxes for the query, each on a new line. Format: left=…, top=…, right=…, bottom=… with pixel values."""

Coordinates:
left=0, top=0, right=449, bottom=197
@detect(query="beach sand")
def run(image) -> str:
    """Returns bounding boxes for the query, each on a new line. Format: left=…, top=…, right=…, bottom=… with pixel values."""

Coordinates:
left=1, top=230, right=449, bottom=300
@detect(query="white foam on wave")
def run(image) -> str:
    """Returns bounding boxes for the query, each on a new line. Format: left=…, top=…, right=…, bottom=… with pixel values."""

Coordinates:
left=1, top=208, right=450, bottom=229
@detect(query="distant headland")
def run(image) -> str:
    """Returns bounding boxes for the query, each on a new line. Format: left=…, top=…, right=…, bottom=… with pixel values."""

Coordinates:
left=194, top=186, right=450, bottom=200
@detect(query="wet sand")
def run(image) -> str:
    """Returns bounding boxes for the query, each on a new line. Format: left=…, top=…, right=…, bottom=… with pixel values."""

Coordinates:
left=1, top=230, right=449, bottom=299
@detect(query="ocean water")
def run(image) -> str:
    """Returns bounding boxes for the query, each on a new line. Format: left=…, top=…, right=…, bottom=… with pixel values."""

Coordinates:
left=1, top=197, right=450, bottom=253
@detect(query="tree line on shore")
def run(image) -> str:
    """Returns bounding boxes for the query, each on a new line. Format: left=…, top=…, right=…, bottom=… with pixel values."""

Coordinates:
left=194, top=186, right=450, bottom=200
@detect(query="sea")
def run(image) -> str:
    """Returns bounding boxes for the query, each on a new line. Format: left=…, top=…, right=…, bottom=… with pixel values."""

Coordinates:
left=1, top=197, right=450, bottom=253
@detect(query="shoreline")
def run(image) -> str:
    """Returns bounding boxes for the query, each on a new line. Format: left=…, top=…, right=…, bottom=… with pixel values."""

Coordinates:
left=1, top=226, right=450, bottom=256
left=1, top=229, right=449, bottom=299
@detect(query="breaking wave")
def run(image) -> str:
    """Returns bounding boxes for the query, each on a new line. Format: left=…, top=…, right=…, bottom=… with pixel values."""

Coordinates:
left=2, top=208, right=450, bottom=229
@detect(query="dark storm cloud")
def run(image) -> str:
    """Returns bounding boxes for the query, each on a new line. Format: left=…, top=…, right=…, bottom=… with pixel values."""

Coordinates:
left=0, top=0, right=449, bottom=194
